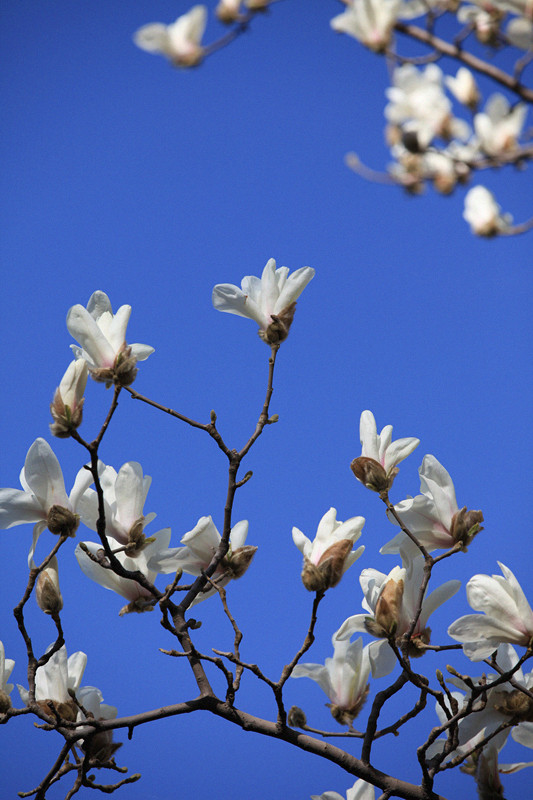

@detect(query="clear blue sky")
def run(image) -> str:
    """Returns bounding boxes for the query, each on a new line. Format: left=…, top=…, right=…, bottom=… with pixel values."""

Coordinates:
left=1, top=2, right=532, bottom=799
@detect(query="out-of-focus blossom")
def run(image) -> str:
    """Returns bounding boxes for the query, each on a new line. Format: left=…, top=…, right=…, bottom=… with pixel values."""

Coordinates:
left=448, top=562, right=533, bottom=660
left=216, top=0, right=242, bottom=22
left=67, top=291, right=154, bottom=388
left=330, top=0, right=401, bottom=53
left=18, top=645, right=87, bottom=721
left=445, top=67, right=480, bottom=109
left=133, top=6, right=207, bottom=67
left=212, top=258, right=315, bottom=344
left=457, top=5, right=502, bottom=44
left=463, top=186, right=513, bottom=237
left=350, top=410, right=419, bottom=492
left=292, top=637, right=371, bottom=726
left=0, top=641, right=15, bottom=713
left=311, top=779, right=376, bottom=800
left=75, top=528, right=171, bottom=615
left=35, top=555, right=63, bottom=616
left=0, top=438, right=92, bottom=559
left=381, top=454, right=483, bottom=556
left=505, top=16, right=533, bottom=49
left=292, top=508, right=365, bottom=592
left=78, top=461, right=156, bottom=554
left=385, top=64, right=470, bottom=149
left=335, top=554, right=460, bottom=666
left=474, top=94, right=527, bottom=156
left=148, top=516, right=256, bottom=603
left=50, top=360, right=88, bottom=438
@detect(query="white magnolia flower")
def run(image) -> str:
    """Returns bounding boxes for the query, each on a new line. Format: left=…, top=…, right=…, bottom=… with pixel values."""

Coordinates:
left=67, top=290, right=154, bottom=387
left=50, top=359, right=88, bottom=437
left=505, top=16, right=533, bottom=49
left=0, top=641, right=15, bottom=711
left=330, top=0, right=401, bottom=53
left=18, top=645, right=87, bottom=720
left=445, top=67, right=480, bottom=109
left=76, top=685, right=120, bottom=761
left=457, top=5, right=501, bottom=44
left=212, top=258, right=315, bottom=344
left=75, top=527, right=171, bottom=615
left=133, top=5, right=207, bottom=67
left=380, top=454, right=483, bottom=555
left=463, top=185, right=513, bottom=237
left=312, top=780, right=376, bottom=800
left=292, top=507, right=365, bottom=592
left=292, top=637, right=372, bottom=726
left=474, top=94, right=527, bottom=156
left=148, top=516, right=256, bottom=602
left=0, top=438, right=92, bottom=561
left=448, top=562, right=533, bottom=660
left=78, top=461, right=155, bottom=551
left=352, top=410, right=419, bottom=492
left=335, top=554, right=460, bottom=671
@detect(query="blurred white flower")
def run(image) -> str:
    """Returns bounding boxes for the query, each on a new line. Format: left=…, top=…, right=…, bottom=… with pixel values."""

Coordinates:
left=330, top=0, right=400, bottom=53
left=457, top=5, right=501, bottom=44
left=216, top=0, right=242, bottom=22
left=463, top=185, right=513, bottom=237
left=448, top=562, right=533, bottom=660
left=474, top=94, right=527, bottom=156
left=445, top=67, right=480, bottom=109
left=133, top=5, right=207, bottom=67
left=0, top=641, right=15, bottom=712
left=67, top=290, right=154, bottom=387
left=505, top=16, right=533, bottom=49
left=292, top=507, right=365, bottom=592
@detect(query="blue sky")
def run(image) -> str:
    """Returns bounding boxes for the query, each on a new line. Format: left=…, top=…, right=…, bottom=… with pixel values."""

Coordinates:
left=1, top=2, right=532, bottom=799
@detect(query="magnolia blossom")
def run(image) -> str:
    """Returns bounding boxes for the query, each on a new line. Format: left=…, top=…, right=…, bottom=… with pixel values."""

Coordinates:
left=77, top=461, right=156, bottom=552
left=133, top=6, right=207, bottom=68
left=67, top=290, right=154, bottom=387
left=0, top=438, right=92, bottom=561
left=448, top=562, right=533, bottom=660
left=212, top=258, right=315, bottom=344
left=380, top=454, right=483, bottom=555
left=474, top=94, right=527, bottom=156
left=216, top=0, right=242, bottom=22
left=18, top=645, right=87, bottom=721
left=335, top=554, right=460, bottom=670
left=49, top=359, right=88, bottom=437
left=75, top=527, right=171, bottom=615
left=311, top=779, right=375, bottom=800
left=292, top=637, right=372, bottom=726
left=35, top=555, right=63, bottom=616
left=445, top=67, right=480, bottom=109
left=148, top=516, right=256, bottom=602
left=292, top=507, right=365, bottom=592
left=463, top=185, right=513, bottom=237
left=457, top=5, right=501, bottom=45
left=350, top=409, right=419, bottom=492
left=330, top=0, right=401, bottom=53
left=506, top=16, right=533, bottom=49
left=76, top=685, right=120, bottom=762
left=0, top=641, right=15, bottom=712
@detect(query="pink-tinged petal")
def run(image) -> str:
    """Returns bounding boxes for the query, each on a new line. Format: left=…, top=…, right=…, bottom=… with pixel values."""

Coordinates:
left=0, top=488, right=44, bottom=528
left=377, top=425, right=393, bottom=465
left=67, top=305, right=116, bottom=369
left=229, top=519, right=248, bottom=550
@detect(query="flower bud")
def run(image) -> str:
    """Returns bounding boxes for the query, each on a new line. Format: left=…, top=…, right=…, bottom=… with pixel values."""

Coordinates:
left=216, top=0, right=242, bottom=22
left=259, top=302, right=297, bottom=345
left=47, top=505, right=80, bottom=537
left=372, top=577, right=404, bottom=637
left=450, top=507, right=484, bottom=548
left=0, top=690, right=12, bottom=713
left=350, top=456, right=390, bottom=492
left=37, top=699, right=78, bottom=721
left=50, top=360, right=88, bottom=438
left=301, top=539, right=353, bottom=592
left=287, top=706, right=307, bottom=728
left=82, top=731, right=122, bottom=763
left=36, top=557, right=63, bottom=616
left=222, top=545, right=258, bottom=579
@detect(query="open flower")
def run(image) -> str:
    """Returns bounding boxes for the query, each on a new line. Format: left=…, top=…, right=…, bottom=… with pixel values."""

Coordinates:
left=76, top=685, right=121, bottom=762
left=212, top=258, right=315, bottom=344
left=77, top=461, right=156, bottom=553
left=331, top=0, right=400, bottom=53
left=148, top=516, right=256, bottom=603
left=444, top=67, right=480, bottom=110
left=292, top=637, right=371, bottom=726
left=350, top=410, right=419, bottom=492
left=0, top=641, right=15, bottom=712
left=463, top=185, right=513, bottom=237
left=133, top=6, right=207, bottom=67
left=75, top=527, right=171, bottom=615
left=0, top=438, right=92, bottom=561
left=18, top=645, right=87, bottom=721
left=448, top=562, right=533, bottom=660
left=67, top=291, right=154, bottom=387
left=50, top=360, right=88, bottom=437
left=292, top=508, right=365, bottom=592
left=380, top=454, right=483, bottom=555
left=474, top=94, right=527, bottom=156
left=335, top=554, right=460, bottom=666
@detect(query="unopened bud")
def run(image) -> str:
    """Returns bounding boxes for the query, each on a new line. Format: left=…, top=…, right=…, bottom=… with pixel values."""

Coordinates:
left=47, top=505, right=79, bottom=537
left=259, top=302, right=297, bottom=345
left=36, top=557, right=63, bottom=615
left=287, top=706, right=307, bottom=727
left=373, top=578, right=404, bottom=636
left=450, top=507, right=484, bottom=549
left=216, top=0, right=242, bottom=22
left=222, top=545, right=257, bottom=579
left=210, top=410, right=217, bottom=424
left=49, top=360, right=88, bottom=437
left=267, top=414, right=279, bottom=424
left=300, top=540, right=353, bottom=592
left=350, top=457, right=390, bottom=492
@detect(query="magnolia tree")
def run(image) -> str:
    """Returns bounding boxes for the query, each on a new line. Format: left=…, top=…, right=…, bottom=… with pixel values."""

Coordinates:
left=1, top=4, right=532, bottom=800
